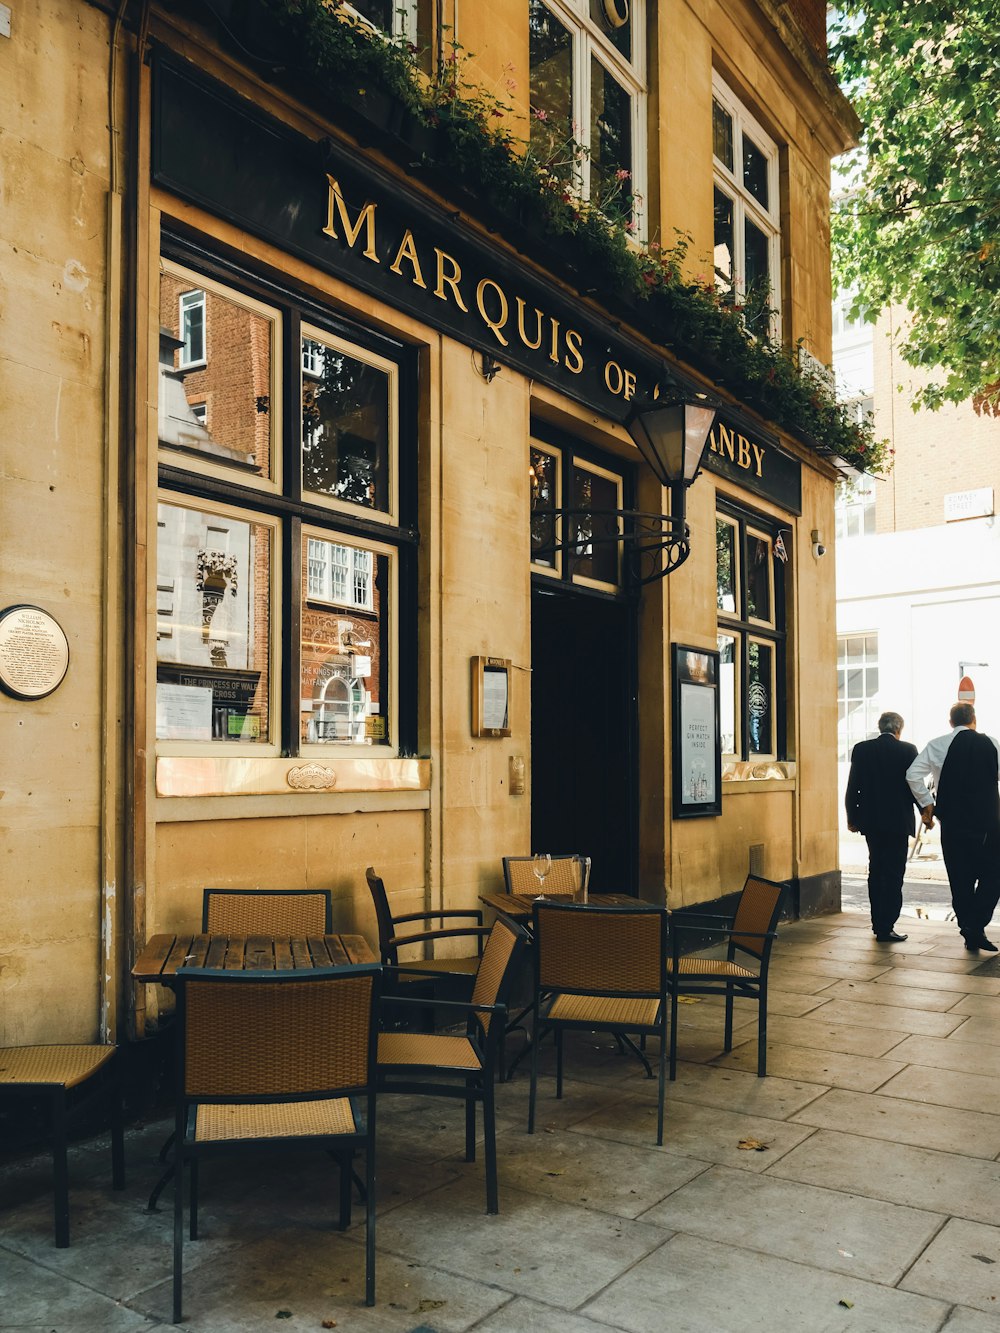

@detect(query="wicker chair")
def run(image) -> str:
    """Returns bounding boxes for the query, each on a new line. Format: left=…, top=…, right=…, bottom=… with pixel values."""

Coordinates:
left=365, top=867, right=489, bottom=988
left=376, top=915, right=529, bottom=1213
left=667, top=873, right=786, bottom=1079
left=201, top=888, right=333, bottom=934
left=0, top=1044, right=124, bottom=1247
left=170, top=964, right=380, bottom=1321
left=528, top=901, right=670, bottom=1144
left=502, top=854, right=590, bottom=897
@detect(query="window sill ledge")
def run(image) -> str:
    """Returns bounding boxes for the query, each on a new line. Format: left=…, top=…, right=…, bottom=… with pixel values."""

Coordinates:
left=155, top=754, right=429, bottom=798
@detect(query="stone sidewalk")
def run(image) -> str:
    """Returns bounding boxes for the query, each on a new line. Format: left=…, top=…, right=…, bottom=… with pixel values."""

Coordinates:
left=4, top=909, right=1000, bottom=1331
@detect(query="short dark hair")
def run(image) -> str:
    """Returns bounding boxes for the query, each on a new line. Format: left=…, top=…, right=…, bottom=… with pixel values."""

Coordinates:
left=878, top=712, right=904, bottom=735
left=950, top=701, right=975, bottom=727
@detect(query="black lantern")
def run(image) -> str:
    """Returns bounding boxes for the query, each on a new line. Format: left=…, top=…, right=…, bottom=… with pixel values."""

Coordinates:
left=624, top=392, right=718, bottom=526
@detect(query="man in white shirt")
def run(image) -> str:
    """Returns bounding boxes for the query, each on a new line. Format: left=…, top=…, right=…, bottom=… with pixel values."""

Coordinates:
left=906, top=702, right=1000, bottom=951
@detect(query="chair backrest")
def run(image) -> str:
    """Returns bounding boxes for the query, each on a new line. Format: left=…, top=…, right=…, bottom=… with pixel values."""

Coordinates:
left=502, top=855, right=587, bottom=897
left=731, top=875, right=786, bottom=961
left=364, top=868, right=396, bottom=959
left=533, top=902, right=667, bottom=995
left=202, top=888, right=333, bottom=935
left=469, top=917, right=529, bottom=1039
left=177, top=964, right=380, bottom=1101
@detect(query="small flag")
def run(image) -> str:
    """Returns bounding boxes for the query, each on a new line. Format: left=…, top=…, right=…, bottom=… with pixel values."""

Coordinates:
left=774, top=531, right=788, bottom=563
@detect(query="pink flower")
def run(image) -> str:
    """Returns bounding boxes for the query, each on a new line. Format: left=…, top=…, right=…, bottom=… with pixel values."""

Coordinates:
left=615, top=168, right=631, bottom=181
left=534, top=108, right=549, bottom=121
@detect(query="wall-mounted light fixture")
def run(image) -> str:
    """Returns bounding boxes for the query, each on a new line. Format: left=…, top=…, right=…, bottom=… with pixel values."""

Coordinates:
left=531, top=379, right=718, bottom=584
left=476, top=351, right=503, bottom=384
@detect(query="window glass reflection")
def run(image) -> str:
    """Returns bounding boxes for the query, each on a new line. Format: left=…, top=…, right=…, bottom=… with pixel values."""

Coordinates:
left=158, top=272, right=274, bottom=479
left=301, top=336, right=390, bottom=512
left=716, top=519, right=738, bottom=612
left=530, top=446, right=560, bottom=569
left=748, top=640, right=773, bottom=755
left=746, top=533, right=772, bottom=622
left=718, top=633, right=738, bottom=755
left=301, top=539, right=390, bottom=746
left=570, top=465, right=620, bottom=586
left=155, top=501, right=271, bottom=742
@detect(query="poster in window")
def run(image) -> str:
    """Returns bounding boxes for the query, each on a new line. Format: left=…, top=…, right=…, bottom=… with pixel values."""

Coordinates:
left=672, top=644, right=722, bottom=819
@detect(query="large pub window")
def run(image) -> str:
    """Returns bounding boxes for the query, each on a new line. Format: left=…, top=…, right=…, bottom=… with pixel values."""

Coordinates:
left=716, top=504, right=787, bottom=760
left=529, top=432, right=629, bottom=594
left=155, top=238, right=416, bottom=755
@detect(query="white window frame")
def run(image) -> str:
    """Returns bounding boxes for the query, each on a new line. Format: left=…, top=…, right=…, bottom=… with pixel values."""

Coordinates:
left=178, top=289, right=207, bottom=369
left=712, top=73, right=781, bottom=339
left=837, top=632, right=879, bottom=762
left=529, top=438, right=563, bottom=580
left=836, top=467, right=877, bottom=540
left=343, top=1, right=416, bottom=43
left=570, top=454, right=623, bottom=593
left=159, top=260, right=282, bottom=495
left=306, top=536, right=374, bottom=611
left=530, top=0, right=647, bottom=237
left=301, top=337, right=324, bottom=378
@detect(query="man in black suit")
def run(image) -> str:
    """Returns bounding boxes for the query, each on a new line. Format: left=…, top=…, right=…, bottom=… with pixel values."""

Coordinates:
left=846, top=711, right=918, bottom=942
left=907, top=702, right=1000, bottom=951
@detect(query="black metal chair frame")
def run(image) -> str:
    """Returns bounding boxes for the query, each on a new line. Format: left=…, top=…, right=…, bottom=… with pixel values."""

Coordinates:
left=0, top=1045, right=125, bottom=1247
left=667, top=874, right=786, bottom=1079
left=171, top=963, right=380, bottom=1321
left=376, top=917, right=529, bottom=1213
left=528, top=901, right=670, bottom=1145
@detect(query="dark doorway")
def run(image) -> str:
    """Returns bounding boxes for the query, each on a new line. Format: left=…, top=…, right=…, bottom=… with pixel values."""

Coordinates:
left=530, top=584, right=637, bottom=892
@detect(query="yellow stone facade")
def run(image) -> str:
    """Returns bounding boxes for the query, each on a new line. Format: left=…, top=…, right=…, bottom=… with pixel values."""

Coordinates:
left=1, top=0, right=856, bottom=1042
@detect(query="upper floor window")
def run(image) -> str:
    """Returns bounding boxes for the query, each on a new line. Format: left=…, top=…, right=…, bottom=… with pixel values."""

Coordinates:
left=529, top=0, right=646, bottom=231
left=178, top=289, right=206, bottom=368
left=836, top=470, right=877, bottom=540
left=344, top=1, right=416, bottom=42
left=712, top=75, right=781, bottom=339
left=837, top=633, right=879, bottom=761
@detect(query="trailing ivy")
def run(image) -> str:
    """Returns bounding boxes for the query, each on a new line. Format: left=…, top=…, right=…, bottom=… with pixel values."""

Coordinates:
left=234, top=0, right=886, bottom=474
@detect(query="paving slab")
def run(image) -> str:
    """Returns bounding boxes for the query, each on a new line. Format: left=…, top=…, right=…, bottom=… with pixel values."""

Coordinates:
left=872, top=967, right=1000, bottom=995
left=940, top=1305, right=1000, bottom=1331
left=762, top=1013, right=909, bottom=1058
left=374, top=1175, right=670, bottom=1308
left=940, top=1015, right=1000, bottom=1048
left=817, top=978, right=968, bottom=1012
left=798, top=998, right=968, bottom=1037
left=899, top=1217, right=1000, bottom=1314
left=769, top=1129, right=1000, bottom=1225
left=877, top=1063, right=1000, bottom=1116
left=640, top=1165, right=944, bottom=1284
left=569, top=1094, right=816, bottom=1171
left=790, top=1087, right=1000, bottom=1158
left=491, top=1125, right=709, bottom=1218
left=769, top=957, right=892, bottom=983
left=130, top=1223, right=513, bottom=1331
left=850, top=1033, right=1000, bottom=1078
left=582, top=1232, right=951, bottom=1333
left=666, top=1061, right=825, bottom=1119
left=0, top=1245, right=155, bottom=1331
left=948, top=992, right=1000, bottom=1017
left=713, top=1041, right=905, bottom=1092
left=475, top=1296, right=632, bottom=1333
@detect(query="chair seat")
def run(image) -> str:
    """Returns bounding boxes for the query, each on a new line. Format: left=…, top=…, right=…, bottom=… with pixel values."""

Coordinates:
left=671, top=958, right=758, bottom=980
left=193, top=1098, right=358, bottom=1143
left=397, top=955, right=481, bottom=976
left=548, top=994, right=662, bottom=1027
left=378, top=1031, right=481, bottom=1071
left=0, top=1045, right=116, bottom=1089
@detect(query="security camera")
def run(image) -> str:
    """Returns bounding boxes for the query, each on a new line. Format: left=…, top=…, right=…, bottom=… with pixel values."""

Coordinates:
left=812, top=541, right=827, bottom=559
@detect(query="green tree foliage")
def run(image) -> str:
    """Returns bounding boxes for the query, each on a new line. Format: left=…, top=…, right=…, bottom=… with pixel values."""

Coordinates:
left=830, top=3, right=1000, bottom=413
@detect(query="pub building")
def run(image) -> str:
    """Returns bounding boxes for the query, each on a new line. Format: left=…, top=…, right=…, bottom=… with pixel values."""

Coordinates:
left=1, top=0, right=860, bottom=1042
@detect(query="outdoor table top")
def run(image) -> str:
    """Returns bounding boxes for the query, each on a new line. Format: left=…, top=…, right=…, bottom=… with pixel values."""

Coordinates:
left=479, top=892, right=639, bottom=921
left=132, top=932, right=376, bottom=983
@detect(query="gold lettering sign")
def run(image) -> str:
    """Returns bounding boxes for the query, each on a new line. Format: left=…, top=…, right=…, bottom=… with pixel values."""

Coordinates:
left=708, top=424, right=765, bottom=478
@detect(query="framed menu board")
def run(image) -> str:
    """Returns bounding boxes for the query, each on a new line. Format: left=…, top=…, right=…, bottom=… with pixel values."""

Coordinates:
left=672, top=644, right=722, bottom=819
left=471, top=656, right=511, bottom=737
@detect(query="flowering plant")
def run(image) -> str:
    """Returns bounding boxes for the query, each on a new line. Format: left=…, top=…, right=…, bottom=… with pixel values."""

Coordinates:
left=224, top=0, right=887, bottom=474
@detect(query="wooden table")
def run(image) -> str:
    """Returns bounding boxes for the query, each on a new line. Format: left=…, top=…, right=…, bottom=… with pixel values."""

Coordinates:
left=132, top=932, right=376, bottom=982
left=479, top=892, right=638, bottom=923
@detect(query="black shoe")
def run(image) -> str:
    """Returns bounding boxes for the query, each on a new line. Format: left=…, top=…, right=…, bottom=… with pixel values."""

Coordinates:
left=964, top=938, right=982, bottom=951
left=979, top=937, right=999, bottom=952
left=875, top=931, right=908, bottom=943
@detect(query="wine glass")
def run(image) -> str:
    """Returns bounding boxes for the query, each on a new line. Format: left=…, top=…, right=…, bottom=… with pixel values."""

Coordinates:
left=531, top=852, right=552, bottom=896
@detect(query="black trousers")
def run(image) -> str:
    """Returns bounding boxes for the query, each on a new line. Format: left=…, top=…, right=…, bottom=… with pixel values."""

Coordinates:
left=864, top=833, right=908, bottom=935
left=941, top=825, right=1000, bottom=940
